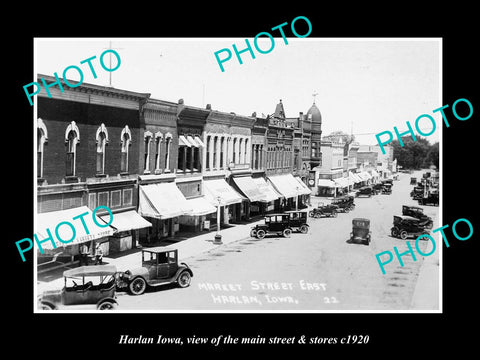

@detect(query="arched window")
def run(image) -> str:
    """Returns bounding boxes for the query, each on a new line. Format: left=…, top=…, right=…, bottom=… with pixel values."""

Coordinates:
left=144, top=131, right=153, bottom=174
left=164, top=133, right=172, bottom=172
left=155, top=132, right=163, bottom=173
left=120, top=125, right=131, bottom=174
left=96, top=124, right=109, bottom=175
left=37, top=119, right=48, bottom=178
left=65, top=121, right=80, bottom=177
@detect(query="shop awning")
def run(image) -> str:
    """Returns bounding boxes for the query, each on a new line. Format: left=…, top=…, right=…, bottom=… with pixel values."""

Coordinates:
left=203, top=179, right=244, bottom=206
left=349, top=171, right=362, bottom=183
left=293, top=176, right=312, bottom=195
left=267, top=174, right=299, bottom=198
left=231, top=176, right=265, bottom=202
left=139, top=183, right=191, bottom=219
left=100, top=210, right=152, bottom=233
left=371, top=169, right=380, bottom=178
left=252, top=177, right=281, bottom=202
left=36, top=206, right=114, bottom=250
left=317, top=179, right=337, bottom=188
left=186, top=196, right=217, bottom=216
left=334, top=177, right=350, bottom=188
left=179, top=135, right=193, bottom=147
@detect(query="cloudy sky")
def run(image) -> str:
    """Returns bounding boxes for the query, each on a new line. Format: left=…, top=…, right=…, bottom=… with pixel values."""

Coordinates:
left=35, top=38, right=441, bottom=145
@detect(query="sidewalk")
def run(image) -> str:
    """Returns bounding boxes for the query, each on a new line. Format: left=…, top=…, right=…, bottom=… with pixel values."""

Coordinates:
left=36, top=216, right=267, bottom=294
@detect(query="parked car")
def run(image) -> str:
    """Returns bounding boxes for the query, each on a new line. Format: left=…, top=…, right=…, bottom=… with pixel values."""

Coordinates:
left=349, top=218, right=371, bottom=245
left=116, top=248, right=193, bottom=295
left=411, top=185, right=425, bottom=200
left=309, top=203, right=338, bottom=218
left=418, top=192, right=439, bottom=206
left=284, top=211, right=310, bottom=233
left=390, top=215, right=430, bottom=239
left=373, top=183, right=384, bottom=195
left=332, top=195, right=355, bottom=212
left=38, top=265, right=119, bottom=310
left=251, top=213, right=298, bottom=239
left=382, top=183, right=392, bottom=194
left=356, top=186, right=373, bottom=197
left=410, top=177, right=417, bottom=185
left=402, top=205, right=433, bottom=228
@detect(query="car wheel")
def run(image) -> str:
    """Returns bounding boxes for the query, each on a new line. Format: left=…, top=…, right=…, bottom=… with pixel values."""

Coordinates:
left=333, top=211, right=338, bottom=218
left=129, top=277, right=147, bottom=295
left=177, top=270, right=192, bottom=288
left=300, top=224, right=309, bottom=234
left=314, top=213, right=321, bottom=218
left=391, top=228, right=398, bottom=237
left=256, top=229, right=266, bottom=239
left=309, top=211, right=314, bottom=217
left=250, top=229, right=257, bottom=237
left=400, top=231, right=408, bottom=240
left=97, top=299, right=118, bottom=310
left=40, top=302, right=55, bottom=310
left=283, top=228, right=292, bottom=237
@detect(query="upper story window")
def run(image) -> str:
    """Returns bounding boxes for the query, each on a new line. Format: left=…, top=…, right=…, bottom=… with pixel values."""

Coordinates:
left=65, top=121, right=80, bottom=177
left=95, top=124, right=109, bottom=176
left=144, top=131, right=153, bottom=174
left=37, top=118, right=48, bottom=178
left=154, top=132, right=163, bottom=174
left=120, top=125, right=131, bottom=174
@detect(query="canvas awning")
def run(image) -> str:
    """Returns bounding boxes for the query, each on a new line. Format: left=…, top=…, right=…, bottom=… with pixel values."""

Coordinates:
left=186, top=196, right=217, bottom=216
left=231, top=176, right=265, bottom=202
left=179, top=135, right=193, bottom=147
left=293, top=176, right=312, bottom=195
left=139, top=183, right=191, bottom=219
left=36, top=206, right=114, bottom=250
left=317, top=179, right=337, bottom=188
left=267, top=174, right=298, bottom=198
left=334, top=177, right=350, bottom=188
left=349, top=171, right=362, bottom=183
left=100, top=210, right=152, bottom=233
left=252, top=177, right=281, bottom=202
left=203, top=179, right=244, bottom=206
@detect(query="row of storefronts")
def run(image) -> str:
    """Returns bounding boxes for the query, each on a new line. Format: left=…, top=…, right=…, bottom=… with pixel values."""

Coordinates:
left=35, top=75, right=318, bottom=269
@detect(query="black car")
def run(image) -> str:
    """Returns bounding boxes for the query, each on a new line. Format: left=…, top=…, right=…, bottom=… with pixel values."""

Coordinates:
left=285, top=211, right=310, bottom=233
left=309, top=203, right=338, bottom=218
left=402, top=205, right=433, bottom=228
left=332, top=195, right=355, bottom=212
left=356, top=186, right=373, bottom=197
left=390, top=215, right=430, bottom=239
left=418, top=192, right=439, bottom=206
left=350, top=218, right=371, bottom=245
left=251, top=213, right=308, bottom=239
left=382, top=183, right=392, bottom=194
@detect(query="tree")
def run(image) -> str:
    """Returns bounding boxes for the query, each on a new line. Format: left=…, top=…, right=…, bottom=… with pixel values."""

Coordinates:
left=391, top=137, right=435, bottom=169
left=423, top=142, right=439, bottom=169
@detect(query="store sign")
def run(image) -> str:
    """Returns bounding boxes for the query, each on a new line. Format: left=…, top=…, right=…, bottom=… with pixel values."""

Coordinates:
left=15, top=206, right=113, bottom=262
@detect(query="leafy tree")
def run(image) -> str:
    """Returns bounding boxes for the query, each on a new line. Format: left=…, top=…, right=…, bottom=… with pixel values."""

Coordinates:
left=391, top=137, right=436, bottom=169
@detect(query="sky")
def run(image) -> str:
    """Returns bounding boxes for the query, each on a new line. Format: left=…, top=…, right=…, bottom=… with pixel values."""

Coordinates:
left=35, top=38, right=441, bottom=145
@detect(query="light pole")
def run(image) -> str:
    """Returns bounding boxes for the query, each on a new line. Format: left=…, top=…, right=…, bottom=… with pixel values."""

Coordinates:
left=214, top=196, right=223, bottom=244
left=296, top=186, right=300, bottom=211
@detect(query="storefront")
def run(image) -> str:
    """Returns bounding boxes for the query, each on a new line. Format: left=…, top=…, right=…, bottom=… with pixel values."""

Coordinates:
left=203, top=178, right=244, bottom=224
left=267, top=174, right=309, bottom=210
left=317, top=179, right=337, bottom=197
left=138, top=182, right=191, bottom=243
left=180, top=195, right=216, bottom=232
left=99, top=209, right=152, bottom=252
left=36, top=206, right=114, bottom=266
left=252, top=176, right=281, bottom=214
left=231, top=175, right=265, bottom=218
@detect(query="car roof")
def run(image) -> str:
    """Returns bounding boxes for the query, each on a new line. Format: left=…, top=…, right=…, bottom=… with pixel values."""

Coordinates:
left=353, top=218, right=370, bottom=222
left=403, top=205, right=422, bottom=210
left=63, top=265, right=117, bottom=277
left=395, top=215, right=419, bottom=221
left=142, top=246, right=178, bottom=254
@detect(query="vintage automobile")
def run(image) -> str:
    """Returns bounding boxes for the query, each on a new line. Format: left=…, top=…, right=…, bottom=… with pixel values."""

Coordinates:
left=284, top=211, right=310, bottom=233
left=402, top=205, right=433, bottom=228
left=373, top=183, right=384, bottom=195
left=250, top=213, right=302, bottom=239
left=116, top=248, right=193, bottom=295
left=411, top=185, right=425, bottom=200
left=356, top=186, right=373, bottom=197
left=332, top=195, right=355, bottom=212
left=418, top=192, right=439, bottom=206
left=410, top=177, right=417, bottom=185
left=382, top=183, right=392, bottom=194
left=309, top=203, right=338, bottom=218
left=38, top=265, right=119, bottom=310
left=349, top=218, right=371, bottom=245
left=390, top=215, right=431, bottom=239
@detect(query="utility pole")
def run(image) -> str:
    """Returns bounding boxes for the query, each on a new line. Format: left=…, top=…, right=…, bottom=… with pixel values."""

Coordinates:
left=103, top=41, right=124, bottom=87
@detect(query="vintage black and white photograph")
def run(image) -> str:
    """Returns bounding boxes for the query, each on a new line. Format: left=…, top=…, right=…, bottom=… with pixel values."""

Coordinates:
left=33, top=37, right=441, bottom=313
